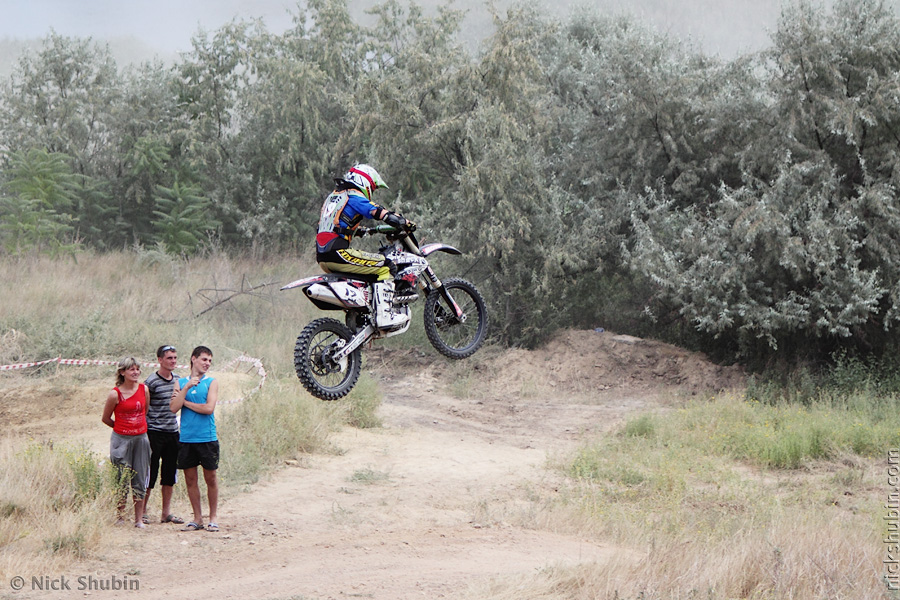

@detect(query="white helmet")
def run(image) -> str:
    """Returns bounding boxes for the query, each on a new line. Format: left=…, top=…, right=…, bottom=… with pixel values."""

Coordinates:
left=342, top=164, right=388, bottom=200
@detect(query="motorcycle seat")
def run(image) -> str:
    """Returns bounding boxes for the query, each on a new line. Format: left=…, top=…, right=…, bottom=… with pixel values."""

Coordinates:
left=321, top=272, right=383, bottom=284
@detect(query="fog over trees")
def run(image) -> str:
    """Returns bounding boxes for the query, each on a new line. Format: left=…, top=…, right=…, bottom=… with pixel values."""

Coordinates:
left=1, top=0, right=848, bottom=73
left=2, top=0, right=900, bottom=369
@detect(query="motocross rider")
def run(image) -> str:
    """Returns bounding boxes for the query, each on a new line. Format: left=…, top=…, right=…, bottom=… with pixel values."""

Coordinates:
left=315, top=163, right=416, bottom=329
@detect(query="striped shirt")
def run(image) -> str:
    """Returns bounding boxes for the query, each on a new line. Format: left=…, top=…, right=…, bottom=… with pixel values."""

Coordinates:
left=144, top=371, right=179, bottom=433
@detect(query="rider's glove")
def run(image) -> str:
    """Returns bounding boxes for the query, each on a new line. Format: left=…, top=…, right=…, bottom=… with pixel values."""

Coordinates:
left=383, top=211, right=407, bottom=230
left=404, top=220, right=417, bottom=233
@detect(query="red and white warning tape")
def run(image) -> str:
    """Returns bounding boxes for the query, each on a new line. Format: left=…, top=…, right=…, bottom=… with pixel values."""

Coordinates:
left=0, top=357, right=60, bottom=370
left=218, top=355, right=267, bottom=406
left=0, top=354, right=267, bottom=405
left=0, top=357, right=165, bottom=370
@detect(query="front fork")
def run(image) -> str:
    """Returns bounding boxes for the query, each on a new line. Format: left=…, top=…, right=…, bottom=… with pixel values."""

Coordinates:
left=397, top=236, right=464, bottom=320
left=424, top=267, right=465, bottom=321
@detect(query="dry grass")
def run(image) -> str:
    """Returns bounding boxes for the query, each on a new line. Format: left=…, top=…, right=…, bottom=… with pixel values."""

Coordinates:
left=0, top=439, right=117, bottom=581
left=465, top=516, right=884, bottom=599
left=458, top=393, right=894, bottom=600
left=468, top=516, right=882, bottom=599
left=0, top=249, right=315, bottom=371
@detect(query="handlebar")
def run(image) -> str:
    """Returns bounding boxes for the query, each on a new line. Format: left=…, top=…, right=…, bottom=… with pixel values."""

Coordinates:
left=354, top=223, right=412, bottom=237
left=354, top=223, right=421, bottom=252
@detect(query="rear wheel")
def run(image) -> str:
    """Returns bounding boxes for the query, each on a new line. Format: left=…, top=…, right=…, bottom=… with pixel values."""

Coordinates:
left=424, top=278, right=488, bottom=359
left=294, top=318, right=361, bottom=400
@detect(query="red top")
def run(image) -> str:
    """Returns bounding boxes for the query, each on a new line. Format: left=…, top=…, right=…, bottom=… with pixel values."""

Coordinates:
left=112, top=385, right=148, bottom=436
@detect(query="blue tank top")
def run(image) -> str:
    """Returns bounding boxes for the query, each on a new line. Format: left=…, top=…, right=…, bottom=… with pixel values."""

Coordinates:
left=178, top=375, right=217, bottom=443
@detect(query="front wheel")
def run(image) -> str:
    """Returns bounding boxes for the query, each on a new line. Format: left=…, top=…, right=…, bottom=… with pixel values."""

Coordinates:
left=294, top=317, right=361, bottom=400
left=424, top=278, right=489, bottom=359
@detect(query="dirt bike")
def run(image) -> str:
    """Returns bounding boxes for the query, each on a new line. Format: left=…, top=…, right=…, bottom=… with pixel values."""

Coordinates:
left=281, top=224, right=489, bottom=400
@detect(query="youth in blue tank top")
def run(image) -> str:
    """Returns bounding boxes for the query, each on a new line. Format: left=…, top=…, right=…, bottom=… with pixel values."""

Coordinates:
left=178, top=374, right=216, bottom=443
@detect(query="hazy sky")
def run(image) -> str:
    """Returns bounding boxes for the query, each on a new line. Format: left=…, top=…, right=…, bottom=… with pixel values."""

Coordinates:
left=0, top=0, right=871, bottom=66
left=3, top=0, right=297, bottom=46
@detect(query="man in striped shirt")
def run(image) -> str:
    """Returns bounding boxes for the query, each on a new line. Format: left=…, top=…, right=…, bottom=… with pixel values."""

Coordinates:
left=139, top=345, right=184, bottom=525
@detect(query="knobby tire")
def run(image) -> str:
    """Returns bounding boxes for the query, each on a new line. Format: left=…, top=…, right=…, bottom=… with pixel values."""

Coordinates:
left=294, top=317, right=361, bottom=400
left=424, top=278, right=488, bottom=359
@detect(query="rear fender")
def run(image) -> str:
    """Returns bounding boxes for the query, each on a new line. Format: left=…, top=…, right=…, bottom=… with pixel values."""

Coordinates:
left=281, top=274, right=329, bottom=291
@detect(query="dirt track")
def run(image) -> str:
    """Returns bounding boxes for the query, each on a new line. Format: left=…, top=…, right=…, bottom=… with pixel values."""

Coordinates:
left=6, top=330, right=743, bottom=600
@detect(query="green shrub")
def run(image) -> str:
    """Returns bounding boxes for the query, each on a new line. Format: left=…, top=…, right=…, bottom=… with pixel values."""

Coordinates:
left=623, top=414, right=656, bottom=439
left=218, top=381, right=337, bottom=485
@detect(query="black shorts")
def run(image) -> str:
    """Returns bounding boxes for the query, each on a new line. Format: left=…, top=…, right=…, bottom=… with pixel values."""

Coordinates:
left=177, top=441, right=219, bottom=471
left=147, top=430, right=180, bottom=488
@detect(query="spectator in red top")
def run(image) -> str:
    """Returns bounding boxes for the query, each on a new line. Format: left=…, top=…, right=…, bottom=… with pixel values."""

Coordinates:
left=101, top=357, right=151, bottom=528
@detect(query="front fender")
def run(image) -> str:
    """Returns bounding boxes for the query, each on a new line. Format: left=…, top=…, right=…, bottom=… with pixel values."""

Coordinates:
left=420, top=243, right=462, bottom=257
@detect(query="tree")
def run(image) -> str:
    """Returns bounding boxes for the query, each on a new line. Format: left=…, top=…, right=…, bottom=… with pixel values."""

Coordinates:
left=366, top=4, right=584, bottom=345
left=219, top=1, right=356, bottom=248
left=152, top=179, right=218, bottom=255
left=0, top=149, right=80, bottom=255
left=106, top=60, right=184, bottom=248
left=0, top=32, right=120, bottom=175
left=628, top=0, right=900, bottom=362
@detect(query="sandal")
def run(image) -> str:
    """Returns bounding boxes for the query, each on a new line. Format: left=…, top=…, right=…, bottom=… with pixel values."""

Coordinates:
left=162, top=514, right=185, bottom=524
left=181, top=522, right=204, bottom=531
left=206, top=523, right=220, bottom=532
left=141, top=514, right=149, bottom=524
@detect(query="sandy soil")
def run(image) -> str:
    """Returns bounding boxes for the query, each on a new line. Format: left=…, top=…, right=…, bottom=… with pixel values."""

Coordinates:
left=3, top=330, right=744, bottom=600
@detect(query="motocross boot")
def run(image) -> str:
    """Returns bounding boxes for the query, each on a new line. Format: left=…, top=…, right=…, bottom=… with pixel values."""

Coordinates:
left=373, top=280, right=410, bottom=329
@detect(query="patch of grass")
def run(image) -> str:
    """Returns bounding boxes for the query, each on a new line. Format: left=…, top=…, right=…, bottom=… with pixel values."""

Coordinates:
left=348, top=468, right=391, bottom=485
left=747, top=348, right=900, bottom=405
left=0, top=501, right=24, bottom=519
left=339, top=371, right=383, bottom=430
left=218, top=371, right=383, bottom=486
left=218, top=381, right=339, bottom=485
left=44, top=532, right=87, bottom=558
left=0, top=249, right=316, bottom=368
left=590, top=393, right=900, bottom=470
left=622, top=413, right=655, bottom=439
left=449, top=373, right=474, bottom=399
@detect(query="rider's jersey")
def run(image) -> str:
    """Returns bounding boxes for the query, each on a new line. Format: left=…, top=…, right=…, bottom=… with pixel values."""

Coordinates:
left=316, top=188, right=382, bottom=254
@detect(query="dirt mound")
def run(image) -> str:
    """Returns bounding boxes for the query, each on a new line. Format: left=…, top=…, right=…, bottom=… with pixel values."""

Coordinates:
left=464, top=329, right=745, bottom=402
left=371, top=329, right=745, bottom=451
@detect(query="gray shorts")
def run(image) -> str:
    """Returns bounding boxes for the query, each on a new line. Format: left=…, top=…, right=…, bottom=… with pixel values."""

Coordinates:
left=110, top=431, right=151, bottom=499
